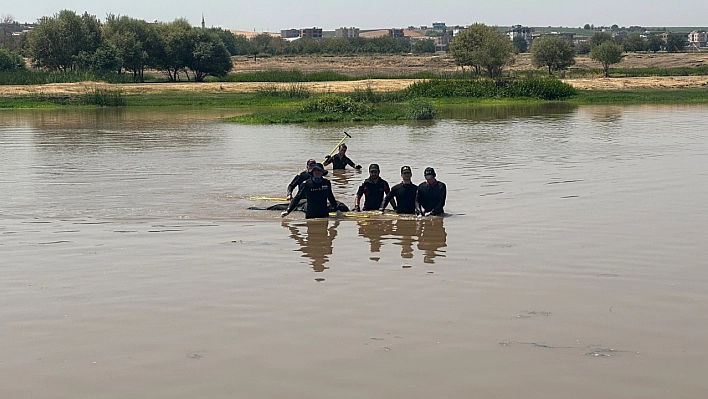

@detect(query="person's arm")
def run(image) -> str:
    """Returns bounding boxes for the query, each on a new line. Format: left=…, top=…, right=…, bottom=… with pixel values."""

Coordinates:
left=380, top=190, right=394, bottom=212
left=346, top=156, right=362, bottom=169
left=414, top=185, right=423, bottom=216
left=323, top=156, right=332, bottom=166
left=326, top=186, right=338, bottom=213
left=286, top=173, right=302, bottom=200
left=432, top=183, right=447, bottom=216
left=353, top=183, right=364, bottom=211
left=385, top=182, right=397, bottom=210
left=283, top=183, right=308, bottom=216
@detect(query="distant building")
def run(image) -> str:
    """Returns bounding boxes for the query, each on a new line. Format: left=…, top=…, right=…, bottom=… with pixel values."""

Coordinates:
left=434, top=35, right=452, bottom=51
left=452, top=27, right=467, bottom=36
left=334, top=27, right=359, bottom=38
left=281, top=29, right=300, bottom=38
left=507, top=25, right=534, bottom=47
left=389, top=28, right=404, bottom=38
left=432, top=22, right=446, bottom=29
left=299, top=27, right=323, bottom=39
left=660, top=32, right=688, bottom=43
left=688, top=30, right=708, bottom=48
left=420, top=25, right=428, bottom=30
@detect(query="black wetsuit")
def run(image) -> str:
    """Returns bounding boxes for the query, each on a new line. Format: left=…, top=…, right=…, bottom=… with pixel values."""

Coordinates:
left=381, top=182, right=417, bottom=214
left=287, top=178, right=338, bottom=219
left=325, top=154, right=355, bottom=170
left=356, top=178, right=391, bottom=211
left=416, top=180, right=446, bottom=216
left=287, top=170, right=311, bottom=197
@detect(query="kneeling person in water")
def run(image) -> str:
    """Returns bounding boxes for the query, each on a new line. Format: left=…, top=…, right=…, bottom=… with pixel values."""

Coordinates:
left=380, top=165, right=417, bottom=214
left=282, top=163, right=338, bottom=219
left=416, top=167, right=446, bottom=216
left=354, top=164, right=391, bottom=211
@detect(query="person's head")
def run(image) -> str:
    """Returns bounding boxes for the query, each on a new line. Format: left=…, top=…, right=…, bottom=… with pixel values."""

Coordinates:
left=400, top=165, right=412, bottom=182
left=424, top=167, right=437, bottom=184
left=306, top=158, right=316, bottom=171
left=368, top=163, right=380, bottom=180
left=338, top=144, right=347, bottom=156
left=311, top=163, right=325, bottom=180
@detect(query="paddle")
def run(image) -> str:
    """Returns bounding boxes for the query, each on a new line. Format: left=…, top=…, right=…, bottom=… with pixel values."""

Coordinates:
left=322, top=132, right=352, bottom=163
left=247, top=196, right=289, bottom=201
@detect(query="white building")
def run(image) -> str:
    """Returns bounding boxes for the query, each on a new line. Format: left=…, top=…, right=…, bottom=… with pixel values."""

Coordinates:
left=507, top=25, right=534, bottom=46
left=334, top=27, right=359, bottom=38
left=688, top=30, right=708, bottom=48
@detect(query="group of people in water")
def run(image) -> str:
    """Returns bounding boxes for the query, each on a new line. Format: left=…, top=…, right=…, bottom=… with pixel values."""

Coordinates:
left=280, top=143, right=447, bottom=219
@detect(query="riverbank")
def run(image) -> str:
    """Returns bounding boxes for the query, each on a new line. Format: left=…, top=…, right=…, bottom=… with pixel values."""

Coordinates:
left=1, top=75, right=707, bottom=98
left=1, top=77, right=708, bottom=110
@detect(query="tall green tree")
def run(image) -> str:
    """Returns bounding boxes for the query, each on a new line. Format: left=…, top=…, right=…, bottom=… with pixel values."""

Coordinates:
left=104, top=15, right=156, bottom=81
left=512, top=36, right=528, bottom=53
left=623, top=33, right=646, bottom=52
left=413, top=39, right=435, bottom=54
left=231, top=34, right=253, bottom=55
left=666, top=34, right=686, bottom=52
left=590, top=41, right=624, bottom=77
left=187, top=29, right=232, bottom=81
left=449, top=23, right=515, bottom=77
left=646, top=35, right=664, bottom=52
left=209, top=27, right=239, bottom=56
left=152, top=19, right=193, bottom=81
left=530, top=35, right=576, bottom=75
left=0, top=45, right=25, bottom=70
left=590, top=32, right=614, bottom=48
left=26, top=10, right=103, bottom=71
left=1, top=14, right=15, bottom=48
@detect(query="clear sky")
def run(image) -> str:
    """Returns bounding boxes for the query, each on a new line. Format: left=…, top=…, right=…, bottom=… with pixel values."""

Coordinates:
left=3, top=0, right=707, bottom=31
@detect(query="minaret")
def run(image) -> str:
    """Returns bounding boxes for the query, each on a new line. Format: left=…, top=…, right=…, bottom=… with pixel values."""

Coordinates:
left=201, top=14, right=205, bottom=29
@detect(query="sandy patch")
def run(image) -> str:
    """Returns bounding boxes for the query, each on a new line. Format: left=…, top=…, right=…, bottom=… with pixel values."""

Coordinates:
left=0, top=79, right=420, bottom=96
left=2, top=53, right=708, bottom=96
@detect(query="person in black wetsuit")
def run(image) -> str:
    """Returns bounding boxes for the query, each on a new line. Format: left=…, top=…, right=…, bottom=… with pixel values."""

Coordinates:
left=353, top=164, right=391, bottom=211
left=380, top=165, right=417, bottom=214
left=282, top=163, right=339, bottom=219
left=286, top=158, right=328, bottom=201
left=415, top=167, right=446, bottom=216
left=323, top=144, right=362, bottom=170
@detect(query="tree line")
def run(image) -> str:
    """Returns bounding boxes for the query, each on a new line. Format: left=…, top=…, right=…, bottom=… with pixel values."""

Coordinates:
left=450, top=24, right=688, bottom=78
left=0, top=10, right=435, bottom=78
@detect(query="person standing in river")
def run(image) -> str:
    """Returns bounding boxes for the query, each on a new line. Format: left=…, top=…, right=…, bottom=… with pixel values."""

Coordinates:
left=416, top=167, right=446, bottom=216
left=323, top=144, right=362, bottom=170
left=353, top=164, right=391, bottom=212
left=282, top=163, right=339, bottom=219
left=286, top=158, right=327, bottom=201
left=380, top=165, right=417, bottom=214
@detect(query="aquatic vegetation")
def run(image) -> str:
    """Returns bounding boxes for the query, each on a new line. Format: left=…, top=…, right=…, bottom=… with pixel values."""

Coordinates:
left=405, top=78, right=578, bottom=100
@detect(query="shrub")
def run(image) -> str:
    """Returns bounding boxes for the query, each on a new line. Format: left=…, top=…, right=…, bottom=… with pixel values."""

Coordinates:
left=301, top=95, right=372, bottom=114
left=407, top=98, right=436, bottom=120
left=255, top=84, right=312, bottom=98
left=0, top=46, right=26, bottom=71
left=404, top=78, right=577, bottom=100
left=78, top=88, right=126, bottom=106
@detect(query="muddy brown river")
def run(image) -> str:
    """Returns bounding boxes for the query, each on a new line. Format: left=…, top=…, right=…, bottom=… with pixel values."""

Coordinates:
left=1, top=105, right=707, bottom=398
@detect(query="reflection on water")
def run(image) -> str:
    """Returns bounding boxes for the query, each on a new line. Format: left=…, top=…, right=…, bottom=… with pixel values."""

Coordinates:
left=438, top=102, right=577, bottom=121
left=357, top=218, right=392, bottom=253
left=283, top=219, right=340, bottom=272
left=358, top=217, right=447, bottom=264
left=328, top=169, right=362, bottom=199
left=581, top=106, right=624, bottom=123
left=283, top=216, right=447, bottom=270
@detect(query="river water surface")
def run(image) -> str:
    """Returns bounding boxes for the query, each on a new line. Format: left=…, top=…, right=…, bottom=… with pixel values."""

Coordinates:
left=1, top=105, right=707, bottom=398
